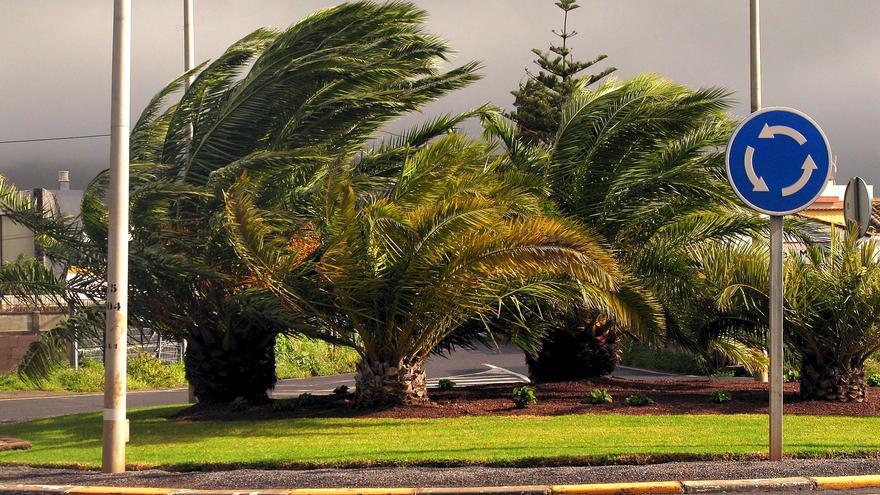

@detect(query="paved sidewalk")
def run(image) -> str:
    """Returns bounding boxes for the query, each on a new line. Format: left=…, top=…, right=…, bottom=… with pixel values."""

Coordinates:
left=2, top=459, right=880, bottom=490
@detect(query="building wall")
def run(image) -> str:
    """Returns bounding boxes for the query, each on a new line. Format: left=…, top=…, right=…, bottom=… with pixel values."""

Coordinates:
left=0, top=215, right=35, bottom=264
left=0, top=309, right=68, bottom=373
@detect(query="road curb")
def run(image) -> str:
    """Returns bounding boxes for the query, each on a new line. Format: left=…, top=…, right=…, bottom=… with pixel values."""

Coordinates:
left=1, top=475, right=880, bottom=495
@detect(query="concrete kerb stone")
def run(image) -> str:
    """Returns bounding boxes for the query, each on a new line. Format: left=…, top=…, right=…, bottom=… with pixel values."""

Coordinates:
left=2, top=474, right=880, bottom=495
left=810, top=475, right=880, bottom=490
left=681, top=477, right=815, bottom=493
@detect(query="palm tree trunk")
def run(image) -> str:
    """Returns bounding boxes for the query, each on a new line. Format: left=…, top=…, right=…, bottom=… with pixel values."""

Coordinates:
left=799, top=354, right=866, bottom=402
left=354, top=357, right=428, bottom=408
left=184, top=330, right=277, bottom=403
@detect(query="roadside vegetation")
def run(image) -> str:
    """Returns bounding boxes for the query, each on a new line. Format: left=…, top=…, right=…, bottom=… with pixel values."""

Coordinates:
left=0, top=353, right=185, bottom=393
left=0, top=336, right=354, bottom=393
left=274, top=336, right=358, bottom=380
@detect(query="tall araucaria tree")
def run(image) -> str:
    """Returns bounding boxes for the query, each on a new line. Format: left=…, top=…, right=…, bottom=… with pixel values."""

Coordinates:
left=508, top=0, right=616, bottom=145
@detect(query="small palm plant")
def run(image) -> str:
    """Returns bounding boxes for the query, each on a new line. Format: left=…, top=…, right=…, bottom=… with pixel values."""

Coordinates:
left=224, top=135, right=642, bottom=407
left=700, top=229, right=880, bottom=402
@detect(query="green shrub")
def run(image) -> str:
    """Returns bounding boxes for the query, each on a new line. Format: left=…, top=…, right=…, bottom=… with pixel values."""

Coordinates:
left=54, top=359, right=105, bottom=393
left=1, top=353, right=186, bottom=393
left=783, top=369, right=800, bottom=383
left=868, top=374, right=880, bottom=387
left=582, top=388, right=613, bottom=404
left=128, top=352, right=185, bottom=389
left=275, top=336, right=359, bottom=379
left=438, top=379, right=456, bottom=390
left=229, top=396, right=248, bottom=412
left=273, top=393, right=313, bottom=412
left=866, top=358, right=880, bottom=377
left=620, top=343, right=706, bottom=375
left=512, top=386, right=537, bottom=409
left=709, top=370, right=736, bottom=378
left=711, top=390, right=732, bottom=403
left=625, top=393, right=654, bottom=406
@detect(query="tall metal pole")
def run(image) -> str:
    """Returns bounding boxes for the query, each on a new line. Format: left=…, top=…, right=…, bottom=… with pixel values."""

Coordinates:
left=184, top=0, right=195, bottom=92
left=750, top=0, right=761, bottom=113
left=769, top=215, right=784, bottom=461
left=103, top=0, right=131, bottom=474
left=752, top=0, right=783, bottom=461
left=183, top=0, right=197, bottom=405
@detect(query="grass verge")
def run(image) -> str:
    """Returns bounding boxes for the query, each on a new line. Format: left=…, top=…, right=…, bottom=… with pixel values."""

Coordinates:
left=0, top=406, right=878, bottom=470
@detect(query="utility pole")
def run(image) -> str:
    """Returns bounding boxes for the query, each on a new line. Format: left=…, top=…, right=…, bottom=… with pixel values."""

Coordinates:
left=751, top=0, right=783, bottom=462
left=750, top=0, right=761, bottom=113
left=184, top=0, right=195, bottom=92
left=103, top=0, right=131, bottom=474
left=750, top=0, right=768, bottom=385
left=183, top=0, right=197, bottom=405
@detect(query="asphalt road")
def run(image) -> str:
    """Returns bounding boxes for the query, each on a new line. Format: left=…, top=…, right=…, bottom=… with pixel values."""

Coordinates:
left=0, top=345, right=685, bottom=424
left=2, top=460, right=880, bottom=492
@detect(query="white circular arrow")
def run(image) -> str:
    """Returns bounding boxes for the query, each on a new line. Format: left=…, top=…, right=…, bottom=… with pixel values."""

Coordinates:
left=744, top=124, right=817, bottom=196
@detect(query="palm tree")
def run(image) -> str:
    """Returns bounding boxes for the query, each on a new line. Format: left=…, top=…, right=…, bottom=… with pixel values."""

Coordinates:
left=702, top=230, right=880, bottom=402
left=224, top=134, right=656, bottom=406
left=484, top=74, right=815, bottom=374
left=0, top=1, right=481, bottom=402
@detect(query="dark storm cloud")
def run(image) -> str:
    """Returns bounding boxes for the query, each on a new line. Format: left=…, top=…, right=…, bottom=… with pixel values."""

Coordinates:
left=1, top=0, right=878, bottom=189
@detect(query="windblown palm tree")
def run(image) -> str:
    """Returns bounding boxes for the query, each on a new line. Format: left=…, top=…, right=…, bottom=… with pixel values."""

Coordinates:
left=485, top=74, right=818, bottom=373
left=224, top=134, right=656, bottom=406
left=0, top=1, right=482, bottom=402
left=700, top=230, right=880, bottom=402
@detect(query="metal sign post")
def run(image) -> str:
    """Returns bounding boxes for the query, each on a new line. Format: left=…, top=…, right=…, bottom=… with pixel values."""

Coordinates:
left=844, top=177, right=871, bottom=237
left=768, top=215, right=783, bottom=460
left=726, top=107, right=832, bottom=461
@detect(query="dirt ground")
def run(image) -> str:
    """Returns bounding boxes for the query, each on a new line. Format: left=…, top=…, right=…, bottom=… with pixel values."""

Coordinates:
left=176, top=377, right=880, bottom=421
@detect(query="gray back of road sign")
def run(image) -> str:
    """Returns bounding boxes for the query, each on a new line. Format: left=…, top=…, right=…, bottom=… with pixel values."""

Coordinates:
left=844, top=176, right=871, bottom=237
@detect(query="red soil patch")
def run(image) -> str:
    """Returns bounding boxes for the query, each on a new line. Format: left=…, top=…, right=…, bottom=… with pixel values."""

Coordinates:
left=174, top=377, right=880, bottom=421
left=0, top=437, right=31, bottom=451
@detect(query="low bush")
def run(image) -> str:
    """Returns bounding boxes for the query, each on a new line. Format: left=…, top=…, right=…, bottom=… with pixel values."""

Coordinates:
left=512, top=386, right=537, bottom=409
left=866, top=358, right=880, bottom=377
left=711, top=390, right=732, bottom=403
left=272, top=393, right=313, bottom=412
left=438, top=379, right=456, bottom=390
left=229, top=396, right=248, bottom=412
left=128, top=352, right=186, bottom=389
left=709, top=369, right=736, bottom=378
left=275, top=336, right=359, bottom=379
left=784, top=369, right=801, bottom=383
left=582, top=388, right=613, bottom=404
left=625, top=393, right=654, bottom=406
left=867, top=374, right=880, bottom=387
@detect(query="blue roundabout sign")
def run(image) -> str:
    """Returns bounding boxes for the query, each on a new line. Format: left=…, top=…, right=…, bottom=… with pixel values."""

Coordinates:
left=726, top=107, right=832, bottom=215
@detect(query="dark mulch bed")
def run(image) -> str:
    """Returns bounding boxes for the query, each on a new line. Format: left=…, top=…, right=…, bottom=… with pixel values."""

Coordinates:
left=173, top=377, right=880, bottom=421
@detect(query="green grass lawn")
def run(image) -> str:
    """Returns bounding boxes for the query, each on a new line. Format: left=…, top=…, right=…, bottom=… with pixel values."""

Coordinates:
left=1, top=406, right=878, bottom=470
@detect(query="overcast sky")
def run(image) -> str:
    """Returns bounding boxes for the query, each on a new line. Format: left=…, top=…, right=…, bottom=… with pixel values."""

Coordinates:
left=1, top=0, right=878, bottom=189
